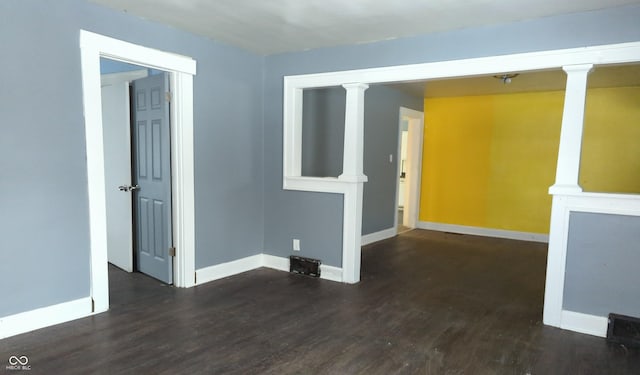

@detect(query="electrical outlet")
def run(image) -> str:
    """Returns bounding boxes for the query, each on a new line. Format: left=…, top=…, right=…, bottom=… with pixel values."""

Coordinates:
left=293, top=239, right=300, bottom=251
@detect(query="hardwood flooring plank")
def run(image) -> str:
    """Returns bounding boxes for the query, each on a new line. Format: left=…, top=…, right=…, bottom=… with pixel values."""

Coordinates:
left=1, top=229, right=638, bottom=374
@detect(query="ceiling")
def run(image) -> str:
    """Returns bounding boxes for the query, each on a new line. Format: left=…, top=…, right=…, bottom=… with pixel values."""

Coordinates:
left=387, top=64, right=640, bottom=98
left=90, top=0, right=640, bottom=55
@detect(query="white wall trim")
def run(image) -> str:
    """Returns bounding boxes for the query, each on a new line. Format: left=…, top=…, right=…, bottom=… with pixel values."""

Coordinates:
left=100, top=69, right=148, bottom=86
left=261, top=254, right=344, bottom=282
left=196, top=254, right=344, bottom=285
left=361, top=227, right=397, bottom=246
left=283, top=42, right=640, bottom=89
left=417, top=221, right=549, bottom=243
left=2, top=252, right=344, bottom=339
left=80, top=31, right=196, bottom=74
left=549, top=64, right=593, bottom=193
left=282, top=42, right=640, bottom=305
left=320, top=264, right=344, bottom=282
left=560, top=310, right=608, bottom=338
left=0, top=297, right=92, bottom=339
left=543, top=192, right=640, bottom=329
left=398, top=107, right=424, bottom=229
left=262, top=254, right=290, bottom=271
left=195, top=255, right=263, bottom=285
left=80, top=30, right=197, bottom=316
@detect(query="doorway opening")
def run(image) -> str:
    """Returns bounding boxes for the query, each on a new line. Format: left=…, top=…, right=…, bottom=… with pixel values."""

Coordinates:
left=100, top=58, right=174, bottom=285
left=395, top=107, right=424, bottom=234
left=80, top=30, right=196, bottom=314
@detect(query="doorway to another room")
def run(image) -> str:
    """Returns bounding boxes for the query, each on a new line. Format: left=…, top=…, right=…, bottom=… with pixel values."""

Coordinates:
left=80, top=30, right=197, bottom=314
left=101, top=58, right=174, bottom=285
left=395, top=107, right=424, bottom=234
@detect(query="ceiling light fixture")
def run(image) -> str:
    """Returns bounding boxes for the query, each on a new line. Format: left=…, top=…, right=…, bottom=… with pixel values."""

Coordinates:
left=494, top=73, right=519, bottom=84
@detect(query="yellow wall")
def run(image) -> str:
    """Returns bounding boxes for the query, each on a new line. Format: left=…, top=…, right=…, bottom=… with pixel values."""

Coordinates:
left=581, top=87, right=640, bottom=193
left=420, top=86, right=640, bottom=234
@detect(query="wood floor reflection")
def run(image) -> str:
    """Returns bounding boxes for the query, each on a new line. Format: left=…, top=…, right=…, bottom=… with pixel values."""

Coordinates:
left=1, top=230, right=638, bottom=374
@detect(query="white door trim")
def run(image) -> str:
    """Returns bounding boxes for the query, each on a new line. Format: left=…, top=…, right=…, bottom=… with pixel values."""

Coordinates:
left=100, top=69, right=148, bottom=86
left=400, top=107, right=424, bottom=229
left=80, top=30, right=197, bottom=314
left=282, top=41, right=640, bottom=322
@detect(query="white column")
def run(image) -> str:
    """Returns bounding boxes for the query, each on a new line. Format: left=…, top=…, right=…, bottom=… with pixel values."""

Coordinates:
left=549, top=64, right=593, bottom=195
left=543, top=195, right=570, bottom=327
left=339, top=83, right=369, bottom=181
left=342, top=183, right=365, bottom=283
left=339, top=83, right=368, bottom=283
left=543, top=64, right=593, bottom=327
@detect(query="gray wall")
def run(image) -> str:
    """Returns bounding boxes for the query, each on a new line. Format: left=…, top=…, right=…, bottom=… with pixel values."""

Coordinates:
left=263, top=5, right=640, bottom=268
left=2, top=0, right=640, bottom=318
left=0, top=0, right=264, bottom=317
left=100, top=57, right=163, bottom=76
left=564, top=212, right=640, bottom=317
left=100, top=58, right=141, bottom=74
left=363, top=86, right=422, bottom=234
left=301, top=87, right=345, bottom=177
left=300, top=85, right=422, bottom=236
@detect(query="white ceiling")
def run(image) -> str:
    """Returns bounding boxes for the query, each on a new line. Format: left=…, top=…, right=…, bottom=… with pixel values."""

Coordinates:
left=90, top=0, right=640, bottom=55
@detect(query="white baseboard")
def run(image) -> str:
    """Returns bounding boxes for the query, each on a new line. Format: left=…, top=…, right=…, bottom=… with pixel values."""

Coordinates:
left=319, top=264, right=343, bottom=282
left=262, top=254, right=344, bottom=282
left=196, top=254, right=345, bottom=286
left=6, top=253, right=342, bottom=339
left=195, top=254, right=263, bottom=285
left=0, top=297, right=92, bottom=339
left=416, top=221, right=549, bottom=243
left=561, top=310, right=608, bottom=338
left=262, top=254, right=289, bottom=271
left=361, top=227, right=396, bottom=246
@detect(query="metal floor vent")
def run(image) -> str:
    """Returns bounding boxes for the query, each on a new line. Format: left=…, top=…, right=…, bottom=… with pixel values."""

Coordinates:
left=607, top=313, right=640, bottom=348
left=290, top=256, right=321, bottom=278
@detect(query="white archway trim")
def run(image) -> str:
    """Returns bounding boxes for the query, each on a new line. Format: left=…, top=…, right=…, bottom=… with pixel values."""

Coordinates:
left=80, top=30, right=196, bottom=314
left=283, top=41, right=640, bottom=325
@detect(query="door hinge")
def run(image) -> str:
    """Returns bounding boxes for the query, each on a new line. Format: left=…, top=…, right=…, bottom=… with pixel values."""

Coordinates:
left=169, top=247, right=176, bottom=257
left=165, top=91, right=172, bottom=103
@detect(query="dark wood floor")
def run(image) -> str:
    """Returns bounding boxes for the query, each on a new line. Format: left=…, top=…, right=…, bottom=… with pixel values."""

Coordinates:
left=2, top=230, right=638, bottom=374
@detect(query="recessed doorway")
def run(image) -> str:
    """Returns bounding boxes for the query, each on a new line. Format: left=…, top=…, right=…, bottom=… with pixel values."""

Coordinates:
left=395, top=107, right=424, bottom=234
left=100, top=59, right=175, bottom=284
left=79, top=30, right=196, bottom=314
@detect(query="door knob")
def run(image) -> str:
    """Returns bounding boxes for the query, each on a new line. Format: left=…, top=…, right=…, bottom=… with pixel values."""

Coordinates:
left=118, top=185, right=140, bottom=192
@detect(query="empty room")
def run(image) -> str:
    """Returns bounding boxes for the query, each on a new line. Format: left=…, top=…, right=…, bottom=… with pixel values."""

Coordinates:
left=1, top=1, right=640, bottom=373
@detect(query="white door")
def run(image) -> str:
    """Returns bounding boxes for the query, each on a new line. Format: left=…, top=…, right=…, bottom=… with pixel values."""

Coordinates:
left=101, top=81, right=134, bottom=272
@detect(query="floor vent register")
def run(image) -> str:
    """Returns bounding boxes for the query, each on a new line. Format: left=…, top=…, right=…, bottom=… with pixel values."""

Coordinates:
left=289, top=256, right=321, bottom=278
left=607, top=313, right=640, bottom=348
